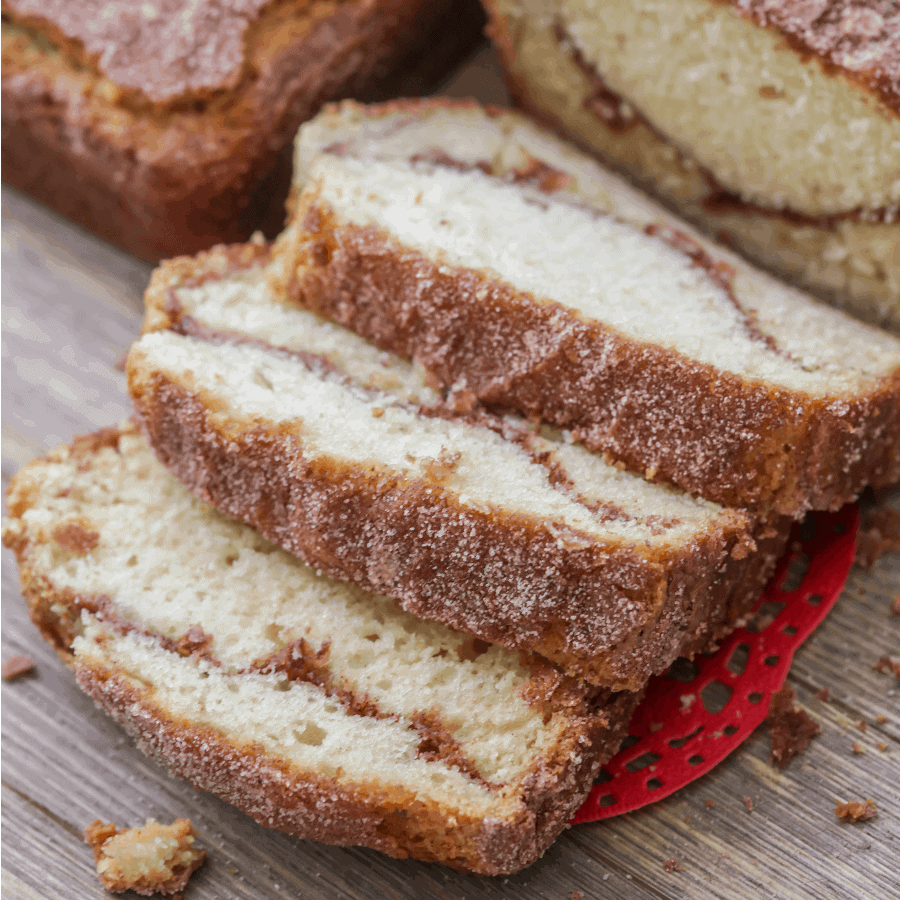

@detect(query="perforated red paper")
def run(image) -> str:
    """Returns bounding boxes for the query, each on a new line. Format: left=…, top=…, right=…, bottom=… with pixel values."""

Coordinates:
left=573, top=504, right=859, bottom=823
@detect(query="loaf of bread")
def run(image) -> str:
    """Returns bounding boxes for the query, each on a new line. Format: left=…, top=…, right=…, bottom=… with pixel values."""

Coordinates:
left=482, top=0, right=900, bottom=330
left=0, top=0, right=483, bottom=261
left=127, top=241, right=787, bottom=692
left=2, top=423, right=641, bottom=875
left=272, top=99, right=900, bottom=517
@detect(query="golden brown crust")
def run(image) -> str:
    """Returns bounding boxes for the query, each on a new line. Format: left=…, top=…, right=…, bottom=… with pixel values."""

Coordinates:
left=133, top=246, right=790, bottom=690
left=0, top=1, right=484, bottom=261
left=278, top=205, right=900, bottom=518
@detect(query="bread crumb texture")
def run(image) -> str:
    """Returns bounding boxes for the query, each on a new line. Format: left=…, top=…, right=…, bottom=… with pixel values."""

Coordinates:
left=84, top=817, right=205, bottom=896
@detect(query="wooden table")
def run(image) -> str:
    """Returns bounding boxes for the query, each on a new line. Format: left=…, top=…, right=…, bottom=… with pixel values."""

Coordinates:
left=3, top=47, right=899, bottom=900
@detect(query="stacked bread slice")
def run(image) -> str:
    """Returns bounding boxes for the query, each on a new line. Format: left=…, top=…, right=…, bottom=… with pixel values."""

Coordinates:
left=128, top=241, right=787, bottom=693
left=272, top=100, right=900, bottom=517
left=4, top=423, right=642, bottom=874
left=6, top=98, right=900, bottom=876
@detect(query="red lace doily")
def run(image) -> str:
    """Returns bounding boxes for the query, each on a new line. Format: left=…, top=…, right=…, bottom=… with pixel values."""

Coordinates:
left=573, top=504, right=859, bottom=823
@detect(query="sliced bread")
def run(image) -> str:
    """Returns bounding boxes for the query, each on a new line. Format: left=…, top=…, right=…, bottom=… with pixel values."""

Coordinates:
left=128, top=242, right=788, bottom=691
left=482, top=0, right=900, bottom=329
left=271, top=99, right=900, bottom=517
left=2, top=423, right=640, bottom=876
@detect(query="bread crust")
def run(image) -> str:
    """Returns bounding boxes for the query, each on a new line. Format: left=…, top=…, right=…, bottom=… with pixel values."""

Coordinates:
left=132, top=244, right=790, bottom=691
left=278, top=191, right=900, bottom=518
left=482, top=3, right=900, bottom=329
left=0, top=0, right=484, bottom=261
left=72, top=655, right=639, bottom=875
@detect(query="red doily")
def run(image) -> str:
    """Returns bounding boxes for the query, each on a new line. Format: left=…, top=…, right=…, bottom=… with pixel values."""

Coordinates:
left=573, top=504, right=859, bottom=823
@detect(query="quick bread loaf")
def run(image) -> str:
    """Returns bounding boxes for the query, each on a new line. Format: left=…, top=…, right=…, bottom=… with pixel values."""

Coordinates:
left=272, top=99, right=900, bottom=517
left=127, top=241, right=788, bottom=692
left=2, top=423, right=641, bottom=875
left=1, top=0, right=483, bottom=261
left=482, top=0, right=900, bottom=330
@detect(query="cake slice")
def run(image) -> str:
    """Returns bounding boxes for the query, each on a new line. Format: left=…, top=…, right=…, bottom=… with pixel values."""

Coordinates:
left=482, top=0, right=900, bottom=330
left=2, top=423, right=640, bottom=876
left=127, top=242, right=787, bottom=692
left=271, top=99, right=900, bottom=517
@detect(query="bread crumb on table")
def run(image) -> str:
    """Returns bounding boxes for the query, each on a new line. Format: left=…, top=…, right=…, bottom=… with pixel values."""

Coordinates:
left=834, top=800, right=877, bottom=823
left=767, top=687, right=820, bottom=769
left=2, top=654, right=35, bottom=680
left=84, top=818, right=205, bottom=896
left=854, top=507, right=900, bottom=569
left=663, top=857, right=683, bottom=872
left=873, top=656, right=900, bottom=680
left=742, top=796, right=754, bottom=812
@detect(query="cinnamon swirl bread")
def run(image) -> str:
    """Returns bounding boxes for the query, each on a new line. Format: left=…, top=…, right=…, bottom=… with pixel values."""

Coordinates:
left=2, top=423, right=640, bottom=875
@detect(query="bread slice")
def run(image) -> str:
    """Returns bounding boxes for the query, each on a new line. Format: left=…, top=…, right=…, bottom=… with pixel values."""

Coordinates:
left=128, top=241, right=788, bottom=691
left=482, top=0, right=900, bottom=330
left=0, top=0, right=483, bottom=261
left=2, top=423, right=641, bottom=876
left=271, top=99, right=900, bottom=517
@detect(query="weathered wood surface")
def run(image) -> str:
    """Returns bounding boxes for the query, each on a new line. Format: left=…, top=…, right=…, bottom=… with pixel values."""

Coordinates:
left=2, top=47, right=899, bottom=900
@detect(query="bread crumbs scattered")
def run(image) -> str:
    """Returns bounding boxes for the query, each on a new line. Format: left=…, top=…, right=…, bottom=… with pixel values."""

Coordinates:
left=2, top=654, right=35, bottom=680
left=767, top=687, right=821, bottom=769
left=84, top=818, right=205, bottom=896
left=875, top=715, right=887, bottom=724
left=683, top=815, right=691, bottom=824
left=834, top=800, right=877, bottom=823
left=873, top=656, right=900, bottom=680
left=891, top=595, right=900, bottom=616
left=663, top=858, right=682, bottom=873
left=704, top=799, right=715, bottom=809
left=854, top=507, right=900, bottom=568
left=857, top=720, right=867, bottom=732
left=572, top=891, right=584, bottom=900
left=851, top=742, right=865, bottom=755
left=742, top=796, right=754, bottom=812
left=814, top=687, right=830, bottom=702
left=877, top=742, right=888, bottom=752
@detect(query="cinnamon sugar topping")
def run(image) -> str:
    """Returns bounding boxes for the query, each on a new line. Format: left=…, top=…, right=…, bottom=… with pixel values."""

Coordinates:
left=6, top=0, right=271, bottom=103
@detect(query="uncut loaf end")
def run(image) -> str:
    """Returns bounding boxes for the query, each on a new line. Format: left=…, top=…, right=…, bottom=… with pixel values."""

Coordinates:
left=128, top=241, right=789, bottom=693
left=272, top=99, right=900, bottom=518
left=2, top=423, right=641, bottom=876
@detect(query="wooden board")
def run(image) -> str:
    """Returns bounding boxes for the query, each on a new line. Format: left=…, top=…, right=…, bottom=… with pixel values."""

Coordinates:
left=2, top=46, right=899, bottom=900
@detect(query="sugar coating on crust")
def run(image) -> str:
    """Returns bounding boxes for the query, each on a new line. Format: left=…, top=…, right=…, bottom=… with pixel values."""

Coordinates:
left=84, top=817, right=205, bottom=896
left=732, top=0, right=900, bottom=108
left=5, top=0, right=271, bottom=102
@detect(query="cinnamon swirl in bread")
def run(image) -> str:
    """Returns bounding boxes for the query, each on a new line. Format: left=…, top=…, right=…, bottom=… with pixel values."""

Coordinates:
left=2, top=423, right=640, bottom=875
left=127, top=241, right=787, bottom=692
left=272, top=99, right=900, bottom=518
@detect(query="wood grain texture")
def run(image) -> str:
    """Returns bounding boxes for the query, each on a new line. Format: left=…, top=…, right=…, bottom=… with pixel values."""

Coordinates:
left=2, top=47, right=899, bottom=900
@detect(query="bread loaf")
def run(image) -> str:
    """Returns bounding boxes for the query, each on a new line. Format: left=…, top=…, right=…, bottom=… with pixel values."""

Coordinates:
left=482, top=0, right=900, bottom=329
left=2, top=423, right=641, bottom=875
left=272, top=99, right=900, bottom=517
left=128, top=241, right=788, bottom=691
left=1, top=0, right=483, bottom=261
